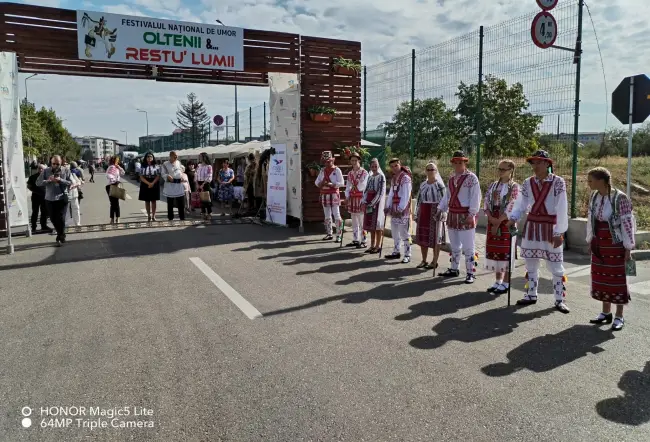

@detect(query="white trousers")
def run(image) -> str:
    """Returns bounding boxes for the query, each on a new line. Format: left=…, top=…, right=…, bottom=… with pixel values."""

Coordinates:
left=391, top=219, right=411, bottom=257
left=351, top=213, right=365, bottom=242
left=448, top=228, right=475, bottom=272
left=323, top=205, right=342, bottom=235
left=524, top=258, right=566, bottom=302
left=65, top=197, right=81, bottom=227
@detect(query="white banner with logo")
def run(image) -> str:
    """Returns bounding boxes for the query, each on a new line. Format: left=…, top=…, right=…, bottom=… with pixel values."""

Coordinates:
left=76, top=10, right=244, bottom=70
left=265, top=144, right=287, bottom=226
left=269, top=73, right=301, bottom=224
left=0, top=52, right=28, bottom=228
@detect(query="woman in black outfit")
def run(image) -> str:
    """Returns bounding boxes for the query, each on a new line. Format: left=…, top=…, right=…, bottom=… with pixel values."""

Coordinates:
left=195, top=152, right=214, bottom=220
left=138, top=151, right=160, bottom=221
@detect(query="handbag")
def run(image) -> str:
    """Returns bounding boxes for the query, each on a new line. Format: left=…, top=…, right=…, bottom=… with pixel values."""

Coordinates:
left=109, top=183, right=127, bottom=200
left=626, top=258, right=637, bottom=277
left=190, top=192, right=202, bottom=208
left=200, top=191, right=212, bottom=203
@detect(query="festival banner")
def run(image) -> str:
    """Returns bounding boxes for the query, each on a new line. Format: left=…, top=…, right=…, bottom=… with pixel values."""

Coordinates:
left=76, top=11, right=244, bottom=71
left=0, top=52, right=29, bottom=229
left=265, top=143, right=287, bottom=226
left=269, top=73, right=301, bottom=223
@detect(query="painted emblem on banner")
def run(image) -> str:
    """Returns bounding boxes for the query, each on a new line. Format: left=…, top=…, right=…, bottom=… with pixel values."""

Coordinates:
left=292, top=110, right=296, bottom=120
left=0, top=85, right=9, bottom=95
left=276, top=115, right=279, bottom=123
left=289, top=157, right=294, bottom=167
left=80, top=13, right=118, bottom=59
left=17, top=210, right=22, bottom=218
left=284, top=128, right=288, bottom=136
left=292, top=186, right=297, bottom=196
left=288, top=80, right=296, bottom=89
left=293, top=142, right=298, bottom=152
left=280, top=97, right=284, bottom=106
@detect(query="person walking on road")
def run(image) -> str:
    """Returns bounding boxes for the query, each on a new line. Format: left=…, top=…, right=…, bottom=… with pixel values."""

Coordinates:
left=586, top=167, right=637, bottom=331
left=27, top=163, right=52, bottom=233
left=217, top=159, right=235, bottom=217
left=138, top=152, right=160, bottom=222
left=65, top=171, right=82, bottom=227
left=161, top=151, right=186, bottom=221
left=196, top=152, right=213, bottom=220
left=88, top=163, right=95, bottom=182
left=106, top=156, right=125, bottom=224
left=36, top=155, right=71, bottom=246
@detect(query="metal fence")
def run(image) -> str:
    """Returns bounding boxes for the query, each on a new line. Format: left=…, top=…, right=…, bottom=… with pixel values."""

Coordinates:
left=218, top=102, right=270, bottom=144
left=363, top=0, right=582, bottom=215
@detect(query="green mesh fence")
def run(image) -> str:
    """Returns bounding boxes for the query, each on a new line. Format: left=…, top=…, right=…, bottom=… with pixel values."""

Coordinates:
left=363, top=0, right=581, bottom=214
left=222, top=103, right=269, bottom=144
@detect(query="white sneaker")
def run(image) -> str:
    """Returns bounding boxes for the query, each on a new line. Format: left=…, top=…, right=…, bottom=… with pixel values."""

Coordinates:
left=401, top=256, right=410, bottom=263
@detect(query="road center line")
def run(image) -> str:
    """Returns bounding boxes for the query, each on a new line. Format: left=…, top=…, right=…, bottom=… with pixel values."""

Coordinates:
left=189, top=257, right=262, bottom=319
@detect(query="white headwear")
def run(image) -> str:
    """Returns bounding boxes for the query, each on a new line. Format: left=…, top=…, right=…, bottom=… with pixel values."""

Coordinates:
left=426, top=162, right=445, bottom=188
left=370, top=157, right=385, bottom=177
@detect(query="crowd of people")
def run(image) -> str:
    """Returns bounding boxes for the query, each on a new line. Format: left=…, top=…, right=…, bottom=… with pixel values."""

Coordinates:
left=316, top=149, right=638, bottom=331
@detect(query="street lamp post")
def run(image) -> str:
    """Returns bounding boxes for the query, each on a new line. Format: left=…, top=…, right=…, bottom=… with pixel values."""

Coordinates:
left=24, top=74, right=45, bottom=101
left=216, top=19, right=238, bottom=141
left=137, top=109, right=149, bottom=136
left=121, top=130, right=128, bottom=147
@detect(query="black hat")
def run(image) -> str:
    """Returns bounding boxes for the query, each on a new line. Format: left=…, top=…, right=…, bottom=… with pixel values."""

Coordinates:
left=526, top=149, right=553, bottom=164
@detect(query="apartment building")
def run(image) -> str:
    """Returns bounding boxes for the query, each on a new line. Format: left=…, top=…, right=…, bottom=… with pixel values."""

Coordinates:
left=74, top=136, right=118, bottom=160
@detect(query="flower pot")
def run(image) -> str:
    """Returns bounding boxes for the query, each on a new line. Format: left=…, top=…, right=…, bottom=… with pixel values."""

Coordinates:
left=333, top=65, right=357, bottom=76
left=308, top=168, right=319, bottom=177
left=310, top=113, right=333, bottom=122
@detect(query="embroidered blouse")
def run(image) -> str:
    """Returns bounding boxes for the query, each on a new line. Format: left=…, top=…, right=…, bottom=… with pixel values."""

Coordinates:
left=509, top=174, right=569, bottom=236
left=438, top=171, right=481, bottom=216
left=483, top=181, right=521, bottom=219
left=415, top=180, right=445, bottom=219
left=585, top=189, right=636, bottom=250
left=345, top=168, right=369, bottom=199
left=362, top=173, right=386, bottom=207
left=196, top=164, right=213, bottom=182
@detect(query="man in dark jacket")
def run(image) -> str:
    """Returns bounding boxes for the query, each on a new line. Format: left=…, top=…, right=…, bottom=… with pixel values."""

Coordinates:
left=37, top=155, right=72, bottom=246
left=27, top=163, right=52, bottom=233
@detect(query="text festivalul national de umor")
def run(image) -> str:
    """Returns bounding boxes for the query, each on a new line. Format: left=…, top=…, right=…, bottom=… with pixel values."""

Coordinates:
left=120, top=19, right=238, bottom=37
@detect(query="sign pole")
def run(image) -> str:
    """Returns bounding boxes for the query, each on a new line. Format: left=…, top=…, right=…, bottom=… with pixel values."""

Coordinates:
left=627, top=76, right=634, bottom=197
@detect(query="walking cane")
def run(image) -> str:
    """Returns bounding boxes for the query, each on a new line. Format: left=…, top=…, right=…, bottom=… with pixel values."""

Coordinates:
left=506, top=225, right=518, bottom=307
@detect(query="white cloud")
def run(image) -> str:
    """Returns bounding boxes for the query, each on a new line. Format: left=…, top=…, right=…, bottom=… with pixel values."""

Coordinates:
left=18, top=0, right=650, bottom=145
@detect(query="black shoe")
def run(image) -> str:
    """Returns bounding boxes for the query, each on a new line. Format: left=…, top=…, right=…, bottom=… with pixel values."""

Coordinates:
left=465, top=274, right=475, bottom=284
left=487, top=286, right=497, bottom=293
left=438, top=269, right=460, bottom=278
left=611, top=318, right=624, bottom=331
left=589, top=313, right=613, bottom=325
left=346, top=242, right=359, bottom=247
left=554, top=300, right=570, bottom=314
left=385, top=253, right=401, bottom=260
left=55, top=239, right=62, bottom=247
left=516, top=297, right=538, bottom=306
left=364, top=248, right=375, bottom=254
left=356, top=243, right=366, bottom=249
left=323, top=234, right=333, bottom=241
left=59, top=236, right=66, bottom=244
left=493, top=285, right=508, bottom=295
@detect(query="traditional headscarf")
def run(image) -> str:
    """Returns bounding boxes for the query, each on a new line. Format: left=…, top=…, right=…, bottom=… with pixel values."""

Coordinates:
left=425, top=162, right=445, bottom=188
left=370, top=158, right=384, bottom=178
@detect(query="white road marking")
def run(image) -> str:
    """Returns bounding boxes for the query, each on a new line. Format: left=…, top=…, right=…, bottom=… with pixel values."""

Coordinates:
left=126, top=193, right=132, bottom=199
left=140, top=208, right=148, bottom=216
left=189, top=257, right=262, bottom=319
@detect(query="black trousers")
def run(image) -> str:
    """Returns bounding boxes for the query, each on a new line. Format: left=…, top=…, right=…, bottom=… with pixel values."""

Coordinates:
left=105, top=185, right=121, bottom=219
left=31, top=195, right=49, bottom=229
left=46, top=200, right=68, bottom=239
left=197, top=181, right=212, bottom=214
left=167, top=195, right=186, bottom=220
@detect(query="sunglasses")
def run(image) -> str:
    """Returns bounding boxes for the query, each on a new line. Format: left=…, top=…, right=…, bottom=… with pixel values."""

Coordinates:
left=498, top=167, right=512, bottom=172
left=426, top=168, right=436, bottom=172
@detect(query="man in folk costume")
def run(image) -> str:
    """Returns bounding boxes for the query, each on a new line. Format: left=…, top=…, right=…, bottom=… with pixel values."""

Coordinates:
left=315, top=151, right=345, bottom=242
left=344, top=152, right=369, bottom=248
left=385, top=158, right=413, bottom=263
left=507, top=150, right=570, bottom=313
left=437, top=150, right=482, bottom=283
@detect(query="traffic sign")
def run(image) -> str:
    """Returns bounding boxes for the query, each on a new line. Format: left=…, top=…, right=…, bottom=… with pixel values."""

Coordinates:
left=213, top=115, right=224, bottom=126
left=531, top=11, right=557, bottom=49
left=536, top=0, right=559, bottom=11
left=213, top=126, right=224, bottom=132
left=611, top=74, right=650, bottom=125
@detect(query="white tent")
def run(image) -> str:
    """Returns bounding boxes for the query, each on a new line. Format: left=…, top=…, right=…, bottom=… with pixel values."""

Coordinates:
left=361, top=139, right=381, bottom=147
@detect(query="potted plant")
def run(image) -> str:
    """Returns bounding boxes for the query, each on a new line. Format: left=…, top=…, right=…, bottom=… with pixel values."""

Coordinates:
left=306, top=162, right=321, bottom=177
left=332, top=56, right=362, bottom=76
left=337, top=144, right=369, bottom=161
left=307, top=105, right=336, bottom=122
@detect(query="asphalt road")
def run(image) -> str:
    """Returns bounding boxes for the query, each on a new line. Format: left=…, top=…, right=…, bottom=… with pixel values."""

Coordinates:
left=2, top=177, right=650, bottom=441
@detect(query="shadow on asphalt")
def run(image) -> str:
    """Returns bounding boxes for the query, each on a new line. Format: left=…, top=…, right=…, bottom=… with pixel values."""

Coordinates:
left=262, top=277, right=468, bottom=317
left=480, top=324, right=615, bottom=377
left=396, top=291, right=502, bottom=320
left=232, top=239, right=327, bottom=252
left=596, top=361, right=650, bottom=426
left=257, top=245, right=344, bottom=261
left=0, top=224, right=302, bottom=271
left=410, top=306, right=555, bottom=350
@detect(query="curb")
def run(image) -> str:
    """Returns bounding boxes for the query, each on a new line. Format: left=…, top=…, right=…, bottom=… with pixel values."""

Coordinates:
left=344, top=219, right=649, bottom=261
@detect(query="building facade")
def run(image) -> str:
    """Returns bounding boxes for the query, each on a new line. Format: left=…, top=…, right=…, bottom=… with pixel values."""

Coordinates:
left=74, top=136, right=118, bottom=160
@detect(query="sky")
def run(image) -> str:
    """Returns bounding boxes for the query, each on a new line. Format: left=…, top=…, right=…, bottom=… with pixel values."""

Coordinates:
left=16, top=0, right=650, bottom=144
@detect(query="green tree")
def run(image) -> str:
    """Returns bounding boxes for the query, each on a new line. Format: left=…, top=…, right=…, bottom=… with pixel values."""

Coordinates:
left=598, top=128, right=627, bottom=157
left=172, top=92, right=210, bottom=149
left=383, top=98, right=460, bottom=159
left=20, top=101, right=52, bottom=159
left=455, top=75, right=543, bottom=157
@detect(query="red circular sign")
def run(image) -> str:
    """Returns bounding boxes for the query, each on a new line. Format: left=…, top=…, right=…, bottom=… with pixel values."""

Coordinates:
left=531, top=11, right=558, bottom=49
left=213, top=115, right=224, bottom=126
left=536, top=0, right=559, bottom=11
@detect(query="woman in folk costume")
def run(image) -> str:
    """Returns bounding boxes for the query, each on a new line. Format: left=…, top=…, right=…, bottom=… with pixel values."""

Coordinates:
left=385, top=158, right=413, bottom=263
left=483, top=160, right=522, bottom=295
left=344, top=152, right=369, bottom=248
left=437, top=150, right=482, bottom=284
left=507, top=150, right=570, bottom=314
left=414, top=162, right=446, bottom=270
left=315, top=151, right=345, bottom=242
left=586, top=167, right=636, bottom=331
left=361, top=158, right=386, bottom=254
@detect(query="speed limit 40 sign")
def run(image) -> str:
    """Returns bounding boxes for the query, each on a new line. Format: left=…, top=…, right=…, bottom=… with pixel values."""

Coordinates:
left=531, top=11, right=557, bottom=49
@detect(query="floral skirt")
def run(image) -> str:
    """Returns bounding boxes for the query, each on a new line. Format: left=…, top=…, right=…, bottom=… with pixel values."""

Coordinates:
left=218, top=183, right=234, bottom=202
left=590, top=221, right=630, bottom=305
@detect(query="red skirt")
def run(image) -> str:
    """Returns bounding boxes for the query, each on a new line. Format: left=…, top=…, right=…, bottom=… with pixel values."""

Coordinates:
left=363, top=191, right=378, bottom=231
left=485, top=209, right=512, bottom=262
left=591, top=221, right=630, bottom=304
left=348, top=191, right=363, bottom=213
left=415, top=202, right=443, bottom=247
